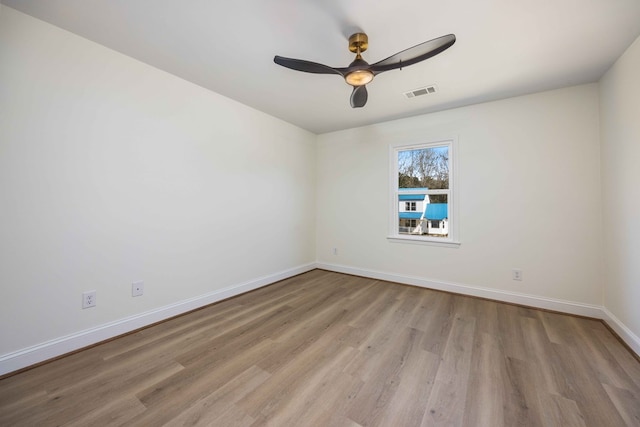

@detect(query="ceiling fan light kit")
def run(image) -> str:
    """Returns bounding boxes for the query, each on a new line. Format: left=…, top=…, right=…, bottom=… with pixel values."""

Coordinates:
left=345, top=69, right=374, bottom=86
left=274, top=32, right=455, bottom=108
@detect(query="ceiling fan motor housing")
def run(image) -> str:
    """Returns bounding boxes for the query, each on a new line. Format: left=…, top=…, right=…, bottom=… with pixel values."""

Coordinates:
left=348, top=33, right=368, bottom=53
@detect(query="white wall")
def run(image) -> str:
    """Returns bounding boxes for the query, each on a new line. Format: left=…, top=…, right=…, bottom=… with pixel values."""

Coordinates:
left=0, top=6, right=316, bottom=364
left=599, top=35, right=640, bottom=344
left=317, top=85, right=603, bottom=307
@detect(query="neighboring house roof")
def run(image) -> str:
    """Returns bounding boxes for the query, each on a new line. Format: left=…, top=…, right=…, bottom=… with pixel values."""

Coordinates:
left=399, top=194, right=426, bottom=201
left=399, top=212, right=424, bottom=220
left=425, top=203, right=448, bottom=220
left=398, top=187, right=428, bottom=201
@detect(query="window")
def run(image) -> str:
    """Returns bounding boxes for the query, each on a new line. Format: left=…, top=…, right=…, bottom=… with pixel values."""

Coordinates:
left=389, top=138, right=459, bottom=247
left=405, top=201, right=416, bottom=211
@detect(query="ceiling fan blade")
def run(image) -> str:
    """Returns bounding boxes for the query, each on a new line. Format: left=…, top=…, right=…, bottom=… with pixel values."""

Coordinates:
left=370, top=34, right=456, bottom=73
left=350, top=85, right=368, bottom=108
left=274, top=56, right=344, bottom=76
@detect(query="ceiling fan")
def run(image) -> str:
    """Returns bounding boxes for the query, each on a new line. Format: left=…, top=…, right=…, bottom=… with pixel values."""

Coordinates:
left=274, top=33, right=456, bottom=108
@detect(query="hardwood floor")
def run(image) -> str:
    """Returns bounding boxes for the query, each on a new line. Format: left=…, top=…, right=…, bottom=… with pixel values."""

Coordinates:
left=1, top=270, right=639, bottom=426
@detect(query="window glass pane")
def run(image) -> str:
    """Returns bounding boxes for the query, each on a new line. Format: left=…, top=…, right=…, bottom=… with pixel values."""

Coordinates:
left=398, top=146, right=449, bottom=190
left=428, top=194, right=447, bottom=203
left=397, top=193, right=448, bottom=237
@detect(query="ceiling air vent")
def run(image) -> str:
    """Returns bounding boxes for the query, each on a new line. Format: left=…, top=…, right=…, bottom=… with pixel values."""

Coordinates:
left=404, top=85, right=437, bottom=99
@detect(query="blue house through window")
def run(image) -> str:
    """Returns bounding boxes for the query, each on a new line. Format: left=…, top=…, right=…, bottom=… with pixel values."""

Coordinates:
left=398, top=189, right=448, bottom=236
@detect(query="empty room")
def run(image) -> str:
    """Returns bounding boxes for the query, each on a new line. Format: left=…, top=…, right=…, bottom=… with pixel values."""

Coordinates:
left=1, top=1, right=639, bottom=426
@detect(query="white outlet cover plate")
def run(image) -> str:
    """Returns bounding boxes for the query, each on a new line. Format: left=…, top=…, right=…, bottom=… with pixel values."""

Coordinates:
left=132, top=281, right=144, bottom=297
left=82, top=290, right=96, bottom=309
left=512, top=269, right=523, bottom=281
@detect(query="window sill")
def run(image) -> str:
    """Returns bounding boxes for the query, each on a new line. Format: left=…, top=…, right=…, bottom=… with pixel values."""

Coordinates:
left=387, top=236, right=461, bottom=248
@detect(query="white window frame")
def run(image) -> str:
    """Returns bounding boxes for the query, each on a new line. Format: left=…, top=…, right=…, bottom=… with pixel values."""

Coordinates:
left=388, top=137, right=460, bottom=247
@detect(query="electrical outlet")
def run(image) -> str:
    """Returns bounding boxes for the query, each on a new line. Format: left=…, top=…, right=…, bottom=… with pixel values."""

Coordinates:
left=82, top=290, right=96, bottom=309
left=512, top=269, right=523, bottom=281
left=132, top=281, right=144, bottom=297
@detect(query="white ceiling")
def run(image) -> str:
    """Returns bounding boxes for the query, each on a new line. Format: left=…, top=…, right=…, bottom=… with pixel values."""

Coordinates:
left=3, top=0, right=640, bottom=134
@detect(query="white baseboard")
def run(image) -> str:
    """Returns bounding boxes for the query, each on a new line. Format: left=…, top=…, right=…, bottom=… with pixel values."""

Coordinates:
left=316, top=262, right=604, bottom=318
left=0, top=263, right=316, bottom=377
left=601, top=307, right=640, bottom=356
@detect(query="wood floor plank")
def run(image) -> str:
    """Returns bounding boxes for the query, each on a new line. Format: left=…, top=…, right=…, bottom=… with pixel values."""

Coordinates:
left=602, top=383, right=640, bottom=426
left=132, top=339, right=279, bottom=425
left=419, top=292, right=456, bottom=357
left=593, top=327, right=640, bottom=390
left=421, top=315, right=476, bottom=426
left=1, top=270, right=639, bottom=427
left=496, top=303, right=529, bottom=361
left=550, top=341, right=628, bottom=426
left=256, top=304, right=350, bottom=374
left=538, top=393, right=587, bottom=427
left=163, top=365, right=270, bottom=427
left=520, top=316, right=566, bottom=396
left=99, top=299, right=245, bottom=361
left=62, top=396, right=147, bottom=427
left=369, top=333, right=440, bottom=427
left=236, top=324, right=357, bottom=420
left=248, top=346, right=359, bottom=426
left=2, top=357, right=184, bottom=426
left=274, top=369, right=363, bottom=427
left=463, top=331, right=505, bottom=427
left=0, top=349, right=103, bottom=401
left=346, top=327, right=424, bottom=426
left=500, top=356, right=544, bottom=427
left=570, top=317, right=640, bottom=395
